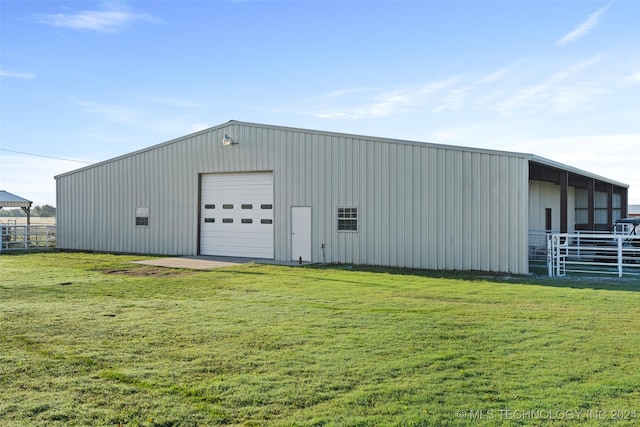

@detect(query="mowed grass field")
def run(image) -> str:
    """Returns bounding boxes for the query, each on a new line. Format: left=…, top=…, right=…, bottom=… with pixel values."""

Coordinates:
left=1, top=253, right=639, bottom=426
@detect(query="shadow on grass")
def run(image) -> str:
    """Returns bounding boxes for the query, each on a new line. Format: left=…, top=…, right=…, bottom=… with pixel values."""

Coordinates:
left=218, top=261, right=640, bottom=292
left=300, top=263, right=640, bottom=293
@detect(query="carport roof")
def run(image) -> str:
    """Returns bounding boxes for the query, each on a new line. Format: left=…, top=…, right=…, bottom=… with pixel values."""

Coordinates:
left=526, top=154, right=628, bottom=189
left=0, top=190, right=33, bottom=208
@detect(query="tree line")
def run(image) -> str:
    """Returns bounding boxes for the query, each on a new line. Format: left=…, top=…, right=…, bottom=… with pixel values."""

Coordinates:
left=0, top=205, right=56, bottom=217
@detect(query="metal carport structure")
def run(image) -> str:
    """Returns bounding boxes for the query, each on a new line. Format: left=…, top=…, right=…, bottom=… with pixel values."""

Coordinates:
left=0, top=190, right=33, bottom=225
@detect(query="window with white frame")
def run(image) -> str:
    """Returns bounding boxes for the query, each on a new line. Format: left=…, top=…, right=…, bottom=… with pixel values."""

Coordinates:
left=135, top=207, right=149, bottom=227
left=337, top=207, right=358, bottom=231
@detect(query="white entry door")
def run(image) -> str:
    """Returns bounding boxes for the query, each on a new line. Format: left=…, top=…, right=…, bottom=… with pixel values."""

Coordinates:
left=200, top=172, right=274, bottom=258
left=291, top=206, right=311, bottom=261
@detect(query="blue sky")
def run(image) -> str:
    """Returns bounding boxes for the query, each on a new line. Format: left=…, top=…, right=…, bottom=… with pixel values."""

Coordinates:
left=1, top=0, right=639, bottom=207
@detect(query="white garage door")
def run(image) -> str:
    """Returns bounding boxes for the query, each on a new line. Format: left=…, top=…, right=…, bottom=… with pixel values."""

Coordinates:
left=200, top=172, right=274, bottom=258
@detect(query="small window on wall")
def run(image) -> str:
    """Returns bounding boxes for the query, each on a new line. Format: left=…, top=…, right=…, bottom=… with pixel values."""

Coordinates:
left=136, top=207, right=149, bottom=227
left=338, top=207, right=358, bottom=232
left=545, top=208, right=552, bottom=232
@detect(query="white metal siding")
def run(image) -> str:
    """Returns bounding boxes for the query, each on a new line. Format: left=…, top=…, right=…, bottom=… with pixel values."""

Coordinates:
left=57, top=141, right=200, bottom=255
left=56, top=121, right=530, bottom=273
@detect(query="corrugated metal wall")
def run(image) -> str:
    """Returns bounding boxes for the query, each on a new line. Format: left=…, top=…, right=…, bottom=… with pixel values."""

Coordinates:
left=56, top=139, right=201, bottom=255
left=56, top=121, right=530, bottom=273
left=528, top=181, right=576, bottom=232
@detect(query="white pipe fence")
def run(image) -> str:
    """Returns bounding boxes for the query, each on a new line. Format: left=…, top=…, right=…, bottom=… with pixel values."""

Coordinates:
left=546, top=232, right=640, bottom=278
left=0, top=225, right=56, bottom=253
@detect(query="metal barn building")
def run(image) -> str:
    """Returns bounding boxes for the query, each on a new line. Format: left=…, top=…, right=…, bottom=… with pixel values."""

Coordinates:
left=55, top=120, right=629, bottom=274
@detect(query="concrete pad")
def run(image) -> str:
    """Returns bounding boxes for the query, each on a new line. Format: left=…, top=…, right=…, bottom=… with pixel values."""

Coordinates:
left=132, top=256, right=242, bottom=270
left=132, top=255, right=315, bottom=270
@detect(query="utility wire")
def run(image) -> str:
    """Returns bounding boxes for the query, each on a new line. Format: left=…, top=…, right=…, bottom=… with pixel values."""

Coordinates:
left=0, top=148, right=92, bottom=164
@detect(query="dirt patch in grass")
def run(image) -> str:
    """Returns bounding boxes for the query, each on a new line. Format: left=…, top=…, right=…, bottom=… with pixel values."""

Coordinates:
left=102, top=265, right=192, bottom=277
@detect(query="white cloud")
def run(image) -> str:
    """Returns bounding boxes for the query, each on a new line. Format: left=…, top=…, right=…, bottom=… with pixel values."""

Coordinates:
left=549, top=55, right=603, bottom=81
left=556, top=4, right=609, bottom=47
left=73, top=98, right=141, bottom=124
left=145, top=117, right=211, bottom=136
left=291, top=52, right=628, bottom=121
left=479, top=65, right=515, bottom=85
left=72, top=97, right=211, bottom=138
left=493, top=55, right=604, bottom=115
left=310, top=77, right=459, bottom=120
left=288, top=49, right=639, bottom=123
left=0, top=70, right=35, bottom=79
left=429, top=129, right=465, bottom=142
left=323, top=87, right=372, bottom=98
left=143, top=97, right=208, bottom=109
left=34, top=2, right=162, bottom=33
left=619, top=72, right=640, bottom=87
left=0, top=155, right=83, bottom=206
left=432, top=86, right=473, bottom=113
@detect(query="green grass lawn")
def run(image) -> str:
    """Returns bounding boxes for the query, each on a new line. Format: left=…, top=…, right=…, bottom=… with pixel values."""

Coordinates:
left=1, top=253, right=639, bottom=426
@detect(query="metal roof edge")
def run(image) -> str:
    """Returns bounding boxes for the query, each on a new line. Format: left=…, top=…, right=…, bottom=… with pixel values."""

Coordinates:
left=0, top=190, right=33, bottom=205
left=54, top=121, right=235, bottom=179
left=226, top=120, right=531, bottom=158
left=54, top=120, right=628, bottom=190
left=527, top=154, right=629, bottom=188
left=56, top=119, right=531, bottom=179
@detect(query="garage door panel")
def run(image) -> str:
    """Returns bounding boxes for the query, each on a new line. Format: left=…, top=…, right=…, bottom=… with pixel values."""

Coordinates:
left=201, top=230, right=273, bottom=240
left=200, top=172, right=274, bottom=258
left=200, top=212, right=273, bottom=221
left=201, top=233, right=272, bottom=257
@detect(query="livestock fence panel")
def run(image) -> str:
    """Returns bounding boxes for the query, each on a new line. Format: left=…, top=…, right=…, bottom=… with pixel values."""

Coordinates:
left=1, top=225, right=56, bottom=252
left=548, top=233, right=640, bottom=278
